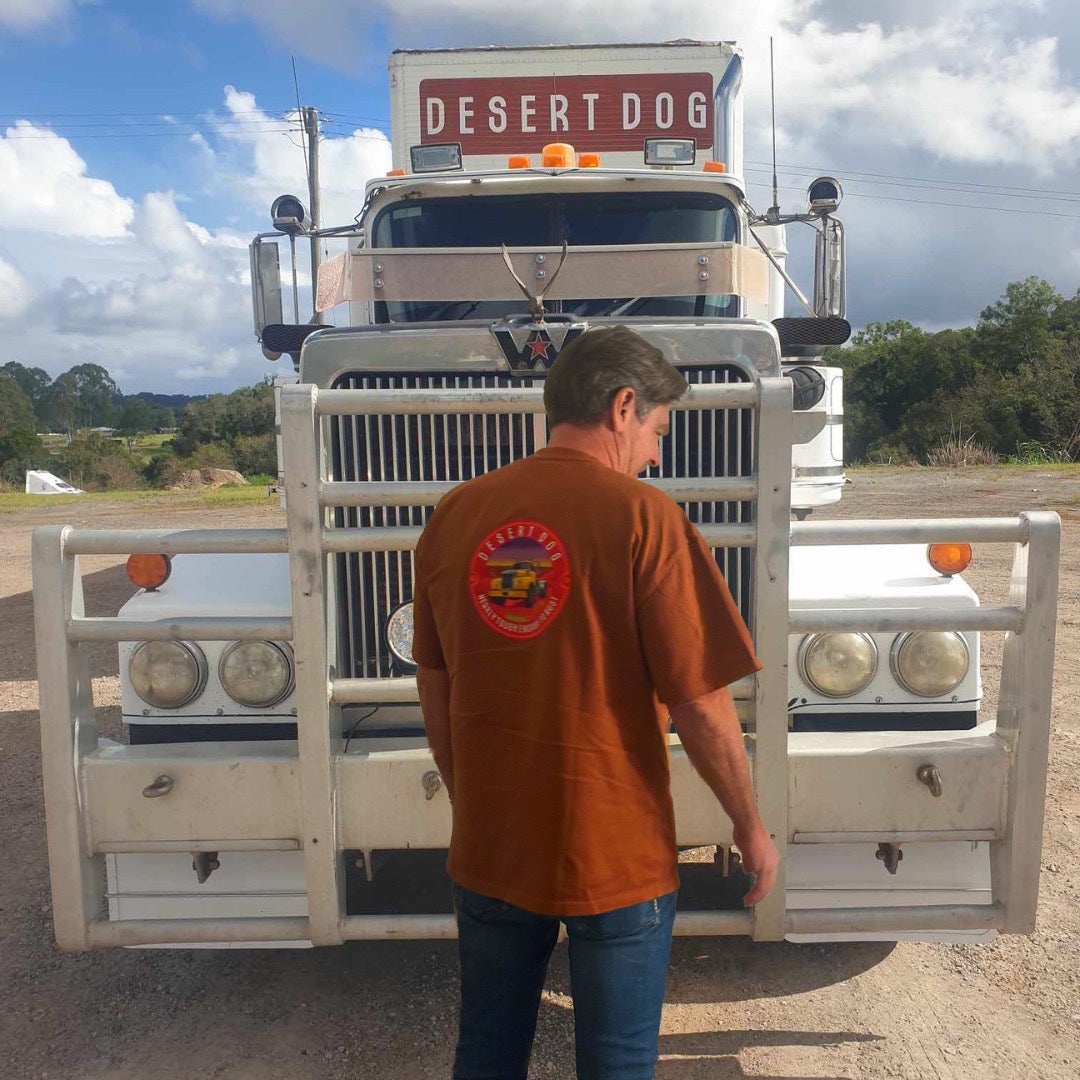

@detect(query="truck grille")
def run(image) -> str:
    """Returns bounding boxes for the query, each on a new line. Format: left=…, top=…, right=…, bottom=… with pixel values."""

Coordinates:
left=329, top=368, right=753, bottom=680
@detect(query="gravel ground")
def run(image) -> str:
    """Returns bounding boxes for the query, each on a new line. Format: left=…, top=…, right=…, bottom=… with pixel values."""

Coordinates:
left=1, top=468, right=1078, bottom=1079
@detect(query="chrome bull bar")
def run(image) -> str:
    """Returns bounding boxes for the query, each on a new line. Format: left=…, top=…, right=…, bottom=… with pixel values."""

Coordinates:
left=32, top=379, right=1058, bottom=949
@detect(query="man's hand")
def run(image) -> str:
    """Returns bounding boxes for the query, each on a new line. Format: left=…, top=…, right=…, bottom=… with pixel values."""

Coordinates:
left=670, top=686, right=781, bottom=907
left=734, top=824, right=780, bottom=906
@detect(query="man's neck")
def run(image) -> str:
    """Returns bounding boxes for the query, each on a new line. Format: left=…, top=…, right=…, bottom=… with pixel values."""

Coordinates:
left=546, top=423, right=622, bottom=471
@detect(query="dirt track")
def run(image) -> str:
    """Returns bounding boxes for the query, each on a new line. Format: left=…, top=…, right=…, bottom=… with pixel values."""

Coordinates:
left=1, top=468, right=1078, bottom=1079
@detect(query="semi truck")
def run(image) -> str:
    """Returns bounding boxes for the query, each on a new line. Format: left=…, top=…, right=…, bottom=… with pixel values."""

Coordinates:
left=33, top=41, right=1059, bottom=950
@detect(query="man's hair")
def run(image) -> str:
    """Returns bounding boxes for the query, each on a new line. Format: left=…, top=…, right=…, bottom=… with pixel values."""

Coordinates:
left=543, top=325, right=688, bottom=427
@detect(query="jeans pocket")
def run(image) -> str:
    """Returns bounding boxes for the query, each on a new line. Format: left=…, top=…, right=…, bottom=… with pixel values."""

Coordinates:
left=564, top=894, right=672, bottom=942
left=453, top=884, right=513, bottom=923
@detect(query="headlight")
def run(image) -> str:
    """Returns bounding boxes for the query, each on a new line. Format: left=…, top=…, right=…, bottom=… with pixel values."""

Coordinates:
left=799, top=632, right=878, bottom=698
left=129, top=641, right=208, bottom=709
left=891, top=632, right=969, bottom=697
left=219, top=641, right=294, bottom=708
left=386, top=603, right=415, bottom=669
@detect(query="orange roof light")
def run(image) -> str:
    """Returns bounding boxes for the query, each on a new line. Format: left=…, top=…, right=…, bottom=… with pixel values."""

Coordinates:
left=386, top=169, right=407, bottom=177
left=127, top=553, right=172, bottom=591
left=541, top=143, right=576, bottom=168
left=578, top=152, right=601, bottom=168
left=508, top=154, right=532, bottom=169
left=703, top=161, right=727, bottom=173
left=928, top=543, right=972, bottom=577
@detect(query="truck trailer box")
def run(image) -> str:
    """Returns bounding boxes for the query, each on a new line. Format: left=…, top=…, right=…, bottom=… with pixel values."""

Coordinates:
left=389, top=41, right=743, bottom=173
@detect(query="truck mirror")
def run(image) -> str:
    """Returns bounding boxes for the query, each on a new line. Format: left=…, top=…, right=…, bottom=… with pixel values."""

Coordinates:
left=270, top=194, right=311, bottom=235
left=813, top=217, right=846, bottom=319
left=251, top=238, right=284, bottom=339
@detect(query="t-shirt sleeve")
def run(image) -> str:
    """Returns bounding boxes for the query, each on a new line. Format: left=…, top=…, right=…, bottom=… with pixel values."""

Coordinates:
left=411, top=530, right=447, bottom=671
left=635, top=498, right=761, bottom=707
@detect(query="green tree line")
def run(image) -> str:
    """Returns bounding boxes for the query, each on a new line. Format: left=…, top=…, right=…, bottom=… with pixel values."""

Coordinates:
left=0, top=361, right=276, bottom=490
left=831, top=277, right=1080, bottom=464
left=3, top=275, right=1077, bottom=488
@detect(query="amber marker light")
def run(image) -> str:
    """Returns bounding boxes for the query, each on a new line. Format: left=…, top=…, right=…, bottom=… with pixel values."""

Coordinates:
left=127, top=553, right=172, bottom=591
left=703, top=161, right=727, bottom=173
left=927, top=543, right=972, bottom=577
left=578, top=152, right=601, bottom=168
left=386, top=168, right=407, bottom=177
left=541, top=143, right=576, bottom=168
left=508, top=155, right=531, bottom=169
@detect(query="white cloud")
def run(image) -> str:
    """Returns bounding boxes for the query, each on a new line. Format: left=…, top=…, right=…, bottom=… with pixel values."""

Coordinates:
left=0, top=0, right=78, bottom=32
left=0, top=122, right=264, bottom=393
left=0, top=255, right=32, bottom=318
left=0, top=121, right=135, bottom=238
left=196, top=0, right=1080, bottom=171
left=213, top=86, right=391, bottom=226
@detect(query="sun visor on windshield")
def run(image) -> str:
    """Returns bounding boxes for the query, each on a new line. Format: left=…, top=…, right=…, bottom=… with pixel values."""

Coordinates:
left=316, top=243, right=768, bottom=313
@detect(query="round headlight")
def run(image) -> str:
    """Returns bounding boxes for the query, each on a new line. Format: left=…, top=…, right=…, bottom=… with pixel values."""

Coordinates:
left=386, top=603, right=415, bottom=669
left=799, top=632, right=878, bottom=698
left=219, top=641, right=294, bottom=708
left=129, top=641, right=208, bottom=709
left=891, top=632, right=969, bottom=697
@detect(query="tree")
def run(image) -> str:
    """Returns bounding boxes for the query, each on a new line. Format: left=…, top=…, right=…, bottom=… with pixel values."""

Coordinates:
left=39, top=363, right=121, bottom=436
left=57, top=432, right=141, bottom=491
left=65, top=363, right=121, bottom=428
left=974, top=276, right=1062, bottom=372
left=0, top=361, right=50, bottom=424
left=231, top=433, right=277, bottom=477
left=114, top=396, right=156, bottom=450
left=172, top=382, right=275, bottom=457
left=0, top=375, right=36, bottom=436
left=0, top=428, right=50, bottom=484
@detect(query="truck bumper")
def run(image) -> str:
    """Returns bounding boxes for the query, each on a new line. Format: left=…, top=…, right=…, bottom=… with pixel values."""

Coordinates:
left=94, top=725, right=1001, bottom=946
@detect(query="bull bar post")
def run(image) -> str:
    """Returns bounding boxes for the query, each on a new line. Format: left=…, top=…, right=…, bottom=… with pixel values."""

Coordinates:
left=748, top=377, right=793, bottom=939
left=31, top=526, right=104, bottom=951
left=992, top=510, right=1060, bottom=933
left=280, top=384, right=345, bottom=945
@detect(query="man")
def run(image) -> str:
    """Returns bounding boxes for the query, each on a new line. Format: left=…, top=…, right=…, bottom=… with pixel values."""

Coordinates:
left=413, top=325, right=779, bottom=1080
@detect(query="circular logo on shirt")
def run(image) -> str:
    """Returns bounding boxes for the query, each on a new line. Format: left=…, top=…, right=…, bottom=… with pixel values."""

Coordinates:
left=469, top=520, right=572, bottom=640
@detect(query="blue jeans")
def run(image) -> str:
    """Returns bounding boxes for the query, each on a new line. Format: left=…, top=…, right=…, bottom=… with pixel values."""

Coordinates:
left=452, top=884, right=677, bottom=1080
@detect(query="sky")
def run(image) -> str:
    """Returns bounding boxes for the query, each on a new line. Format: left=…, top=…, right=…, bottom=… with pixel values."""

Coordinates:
left=1, top=0, right=1080, bottom=394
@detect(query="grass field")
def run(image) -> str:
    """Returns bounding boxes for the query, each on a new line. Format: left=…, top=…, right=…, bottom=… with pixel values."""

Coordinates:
left=4, top=462, right=1075, bottom=515
left=0, top=483, right=278, bottom=514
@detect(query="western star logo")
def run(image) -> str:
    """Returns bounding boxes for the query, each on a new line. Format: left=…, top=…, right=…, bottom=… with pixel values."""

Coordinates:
left=491, top=321, right=585, bottom=373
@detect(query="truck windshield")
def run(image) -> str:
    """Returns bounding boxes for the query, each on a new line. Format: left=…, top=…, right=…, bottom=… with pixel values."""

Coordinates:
left=369, top=190, right=739, bottom=322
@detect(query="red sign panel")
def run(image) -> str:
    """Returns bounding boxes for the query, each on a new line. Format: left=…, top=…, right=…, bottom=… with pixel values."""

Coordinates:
left=419, top=72, right=713, bottom=154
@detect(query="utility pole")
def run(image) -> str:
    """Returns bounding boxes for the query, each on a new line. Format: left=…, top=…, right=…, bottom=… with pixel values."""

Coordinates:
left=303, top=106, right=322, bottom=323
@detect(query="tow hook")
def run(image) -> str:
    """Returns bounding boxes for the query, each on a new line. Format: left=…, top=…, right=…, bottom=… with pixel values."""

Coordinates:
left=141, top=774, right=174, bottom=798
left=422, top=771, right=442, bottom=800
left=192, top=851, right=220, bottom=884
left=917, top=764, right=943, bottom=797
left=875, top=842, right=903, bottom=875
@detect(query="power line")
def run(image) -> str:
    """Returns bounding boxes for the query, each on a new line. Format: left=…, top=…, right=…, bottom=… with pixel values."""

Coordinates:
left=745, top=158, right=1080, bottom=200
left=0, top=124, right=302, bottom=140
left=324, top=112, right=1080, bottom=203
left=756, top=179, right=1080, bottom=219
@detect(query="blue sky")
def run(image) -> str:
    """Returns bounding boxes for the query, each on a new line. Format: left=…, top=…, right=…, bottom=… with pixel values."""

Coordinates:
left=2, top=1, right=1080, bottom=394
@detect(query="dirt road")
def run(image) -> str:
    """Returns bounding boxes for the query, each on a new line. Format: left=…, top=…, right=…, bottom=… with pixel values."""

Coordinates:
left=1, top=468, right=1078, bottom=1079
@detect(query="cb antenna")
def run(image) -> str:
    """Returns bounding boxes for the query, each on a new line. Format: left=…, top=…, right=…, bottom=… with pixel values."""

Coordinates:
left=769, top=36, right=780, bottom=222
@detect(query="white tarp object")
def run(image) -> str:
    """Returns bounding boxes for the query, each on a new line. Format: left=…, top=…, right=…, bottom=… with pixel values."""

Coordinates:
left=25, top=470, right=84, bottom=495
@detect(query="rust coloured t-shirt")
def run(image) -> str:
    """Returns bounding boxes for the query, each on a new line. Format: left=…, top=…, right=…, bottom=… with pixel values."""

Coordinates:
left=412, top=446, right=761, bottom=916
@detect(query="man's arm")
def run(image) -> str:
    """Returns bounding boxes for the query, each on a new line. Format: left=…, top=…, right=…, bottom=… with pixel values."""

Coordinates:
left=669, top=686, right=779, bottom=905
left=416, top=665, right=453, bottom=801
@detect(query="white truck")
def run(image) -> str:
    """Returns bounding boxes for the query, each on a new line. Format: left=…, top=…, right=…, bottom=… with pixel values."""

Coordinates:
left=33, top=42, right=1059, bottom=950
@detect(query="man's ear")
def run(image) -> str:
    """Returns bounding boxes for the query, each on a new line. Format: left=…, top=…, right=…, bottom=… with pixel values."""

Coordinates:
left=608, top=387, right=637, bottom=432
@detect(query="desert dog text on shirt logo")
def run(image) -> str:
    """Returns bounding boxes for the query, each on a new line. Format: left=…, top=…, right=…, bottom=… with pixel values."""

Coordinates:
left=469, top=520, right=571, bottom=640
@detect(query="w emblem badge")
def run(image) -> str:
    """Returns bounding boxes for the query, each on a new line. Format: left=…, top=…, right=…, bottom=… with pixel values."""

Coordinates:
left=491, top=318, right=586, bottom=374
